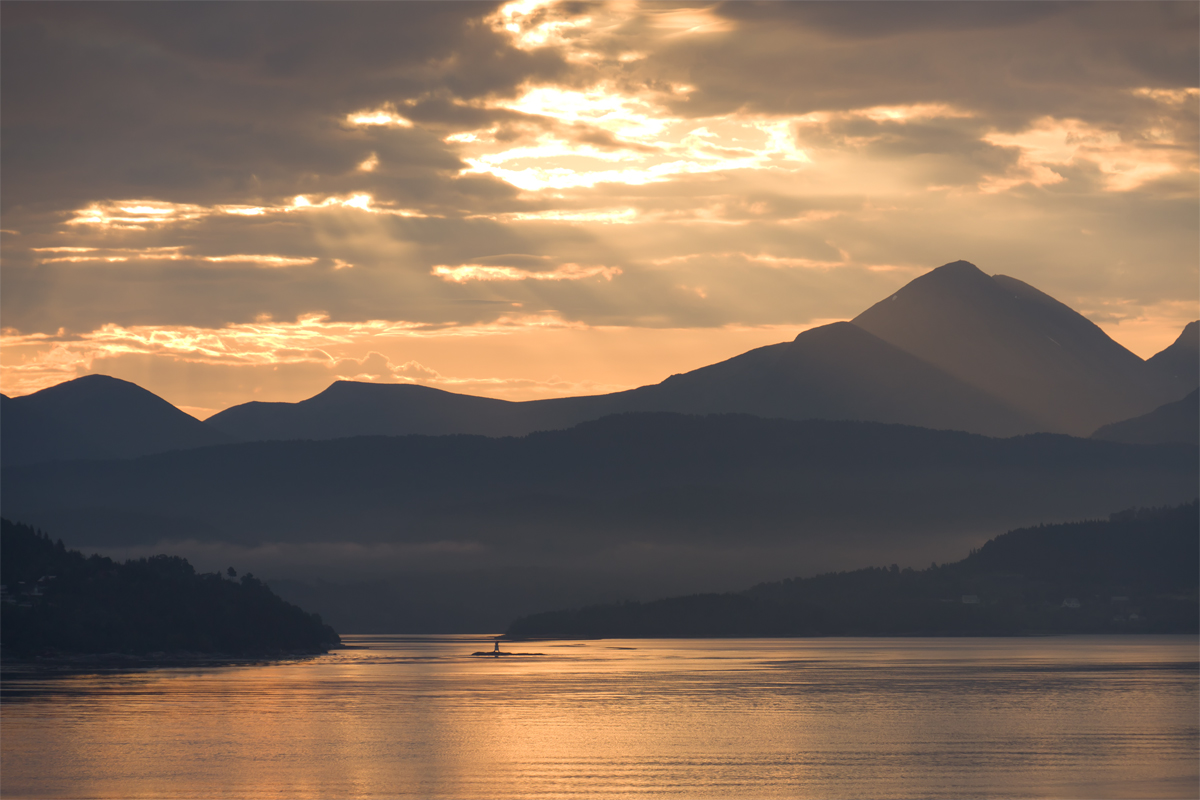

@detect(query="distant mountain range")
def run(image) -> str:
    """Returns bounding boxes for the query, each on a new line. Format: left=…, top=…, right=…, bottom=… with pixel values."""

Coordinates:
left=1093, top=389, right=1199, bottom=446
left=2, top=259, right=1196, bottom=632
left=205, top=319, right=1044, bottom=442
left=505, top=501, right=1199, bottom=639
left=851, top=262, right=1189, bottom=436
left=1, top=375, right=229, bottom=467
left=3, top=261, right=1194, bottom=468
left=4, top=413, right=1195, bottom=631
left=205, top=261, right=1193, bottom=442
left=1146, top=321, right=1199, bottom=387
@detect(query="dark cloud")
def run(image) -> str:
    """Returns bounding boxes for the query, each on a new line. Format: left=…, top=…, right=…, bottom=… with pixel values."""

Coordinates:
left=1, top=2, right=568, bottom=214
left=470, top=254, right=555, bottom=268
left=649, top=2, right=1197, bottom=127
left=794, top=116, right=1022, bottom=186
left=1, top=0, right=1195, bottom=398
left=713, top=1, right=1069, bottom=38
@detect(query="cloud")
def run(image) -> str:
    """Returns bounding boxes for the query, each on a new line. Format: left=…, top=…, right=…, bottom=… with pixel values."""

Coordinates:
left=432, top=261, right=621, bottom=283
left=332, top=352, right=442, bottom=383
left=1, top=2, right=560, bottom=215
left=1, top=1, right=1195, bottom=411
left=0, top=311, right=601, bottom=396
left=31, top=246, right=321, bottom=269
left=673, top=3, right=1198, bottom=123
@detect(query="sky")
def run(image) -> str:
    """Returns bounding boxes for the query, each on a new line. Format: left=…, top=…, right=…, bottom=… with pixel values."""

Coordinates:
left=2, top=1, right=1197, bottom=419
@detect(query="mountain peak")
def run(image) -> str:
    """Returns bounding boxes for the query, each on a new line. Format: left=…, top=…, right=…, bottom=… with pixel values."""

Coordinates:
left=869, top=261, right=993, bottom=308
left=933, top=259, right=981, bottom=273
left=1173, top=321, right=1198, bottom=348
left=792, top=320, right=856, bottom=342
left=2, top=374, right=227, bottom=467
left=1146, top=320, right=1199, bottom=388
left=31, top=373, right=146, bottom=397
left=918, top=260, right=986, bottom=281
left=853, top=262, right=1182, bottom=435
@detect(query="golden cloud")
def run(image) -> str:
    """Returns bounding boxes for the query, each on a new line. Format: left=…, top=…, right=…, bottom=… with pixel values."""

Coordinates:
left=0, top=312, right=591, bottom=396
left=31, top=246, right=318, bottom=268
left=983, top=115, right=1197, bottom=193
left=432, top=262, right=622, bottom=283
left=63, top=193, right=431, bottom=232
left=345, top=104, right=414, bottom=128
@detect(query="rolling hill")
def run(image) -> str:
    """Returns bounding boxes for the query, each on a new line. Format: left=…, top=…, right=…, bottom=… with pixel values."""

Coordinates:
left=1092, top=389, right=1199, bottom=446
left=9, top=262, right=1189, bottom=460
left=206, top=321, right=1042, bottom=441
left=1, top=375, right=229, bottom=467
left=505, top=501, right=1200, bottom=638
left=4, top=412, right=1195, bottom=632
left=209, top=261, right=1182, bottom=442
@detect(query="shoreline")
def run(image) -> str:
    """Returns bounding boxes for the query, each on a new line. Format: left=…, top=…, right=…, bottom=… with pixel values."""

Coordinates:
left=1, top=648, right=340, bottom=676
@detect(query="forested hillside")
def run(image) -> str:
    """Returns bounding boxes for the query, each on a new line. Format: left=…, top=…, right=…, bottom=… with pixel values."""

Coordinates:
left=1, top=519, right=340, bottom=658
left=506, top=501, right=1199, bottom=638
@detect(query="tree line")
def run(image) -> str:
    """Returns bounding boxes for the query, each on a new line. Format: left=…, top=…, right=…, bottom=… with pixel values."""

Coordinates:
left=506, top=501, right=1199, bottom=639
left=1, top=518, right=340, bottom=658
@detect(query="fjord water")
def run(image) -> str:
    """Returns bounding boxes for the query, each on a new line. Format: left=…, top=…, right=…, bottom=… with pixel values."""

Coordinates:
left=2, top=636, right=1196, bottom=799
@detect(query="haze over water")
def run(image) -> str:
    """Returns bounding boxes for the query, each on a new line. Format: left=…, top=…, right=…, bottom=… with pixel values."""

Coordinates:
left=2, top=636, right=1196, bottom=799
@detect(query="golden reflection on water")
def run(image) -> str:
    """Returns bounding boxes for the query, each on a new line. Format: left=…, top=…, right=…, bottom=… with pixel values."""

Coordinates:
left=2, top=636, right=1197, bottom=799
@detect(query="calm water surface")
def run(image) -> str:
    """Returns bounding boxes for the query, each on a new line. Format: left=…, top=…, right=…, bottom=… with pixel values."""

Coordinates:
left=2, top=635, right=1196, bottom=799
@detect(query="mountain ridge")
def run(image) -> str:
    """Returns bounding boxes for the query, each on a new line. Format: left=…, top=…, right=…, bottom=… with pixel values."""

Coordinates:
left=206, top=320, right=1042, bottom=441
left=1146, top=320, right=1199, bottom=388
left=504, top=500, right=1200, bottom=639
left=1092, top=389, right=1199, bottom=445
left=2, top=375, right=229, bottom=467
left=6, top=261, right=1193, bottom=463
left=852, top=261, right=1184, bottom=436
left=4, top=411, right=1195, bottom=631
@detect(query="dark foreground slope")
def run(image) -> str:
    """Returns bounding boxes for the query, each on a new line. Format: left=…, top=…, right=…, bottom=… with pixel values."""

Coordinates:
left=2, top=375, right=228, bottom=467
left=0, top=519, right=340, bottom=658
left=4, top=413, right=1196, bottom=632
left=506, top=501, right=1199, bottom=638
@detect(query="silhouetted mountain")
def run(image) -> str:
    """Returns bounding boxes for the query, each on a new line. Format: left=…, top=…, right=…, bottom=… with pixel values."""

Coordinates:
left=1, top=518, right=340, bottom=657
left=853, top=261, right=1187, bottom=436
left=1146, top=321, right=1199, bottom=389
left=208, top=322, right=1041, bottom=441
left=506, top=501, right=1199, bottom=638
left=4, top=413, right=1195, bottom=632
left=14, top=263, right=1179, bottom=454
left=207, top=262, right=1183, bottom=443
left=1092, top=389, right=1199, bottom=446
left=538, top=322, right=1041, bottom=437
left=205, top=381, right=519, bottom=440
left=2, top=375, right=228, bottom=467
